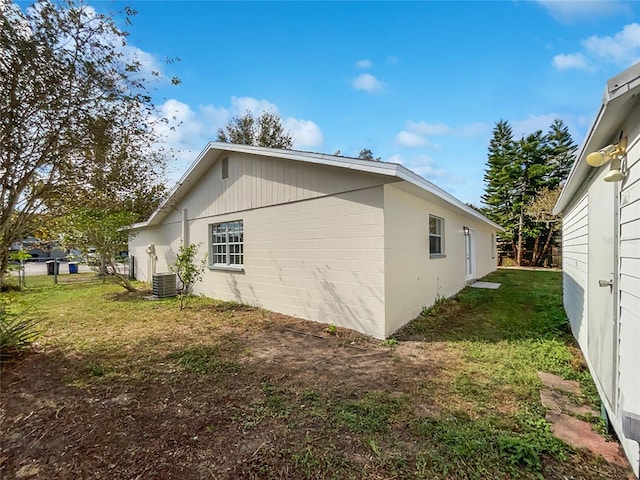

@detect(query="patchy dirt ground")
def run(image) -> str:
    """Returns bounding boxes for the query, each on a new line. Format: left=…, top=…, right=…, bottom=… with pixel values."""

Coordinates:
left=1, top=315, right=432, bottom=478
left=1, top=300, right=633, bottom=479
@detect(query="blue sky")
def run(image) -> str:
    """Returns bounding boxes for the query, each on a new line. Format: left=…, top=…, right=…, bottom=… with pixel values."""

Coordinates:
left=77, top=1, right=640, bottom=204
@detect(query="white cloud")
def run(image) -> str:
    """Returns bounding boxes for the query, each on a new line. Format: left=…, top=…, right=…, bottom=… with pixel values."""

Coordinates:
left=406, top=121, right=453, bottom=136
left=583, top=23, right=640, bottom=65
left=200, top=104, right=230, bottom=126
left=395, top=131, right=431, bottom=148
left=394, top=120, right=489, bottom=149
left=386, top=154, right=464, bottom=186
left=154, top=97, right=324, bottom=179
left=122, top=45, right=164, bottom=78
left=552, top=23, right=640, bottom=70
left=537, top=0, right=627, bottom=23
left=229, top=96, right=279, bottom=116
left=512, top=113, right=561, bottom=139
left=285, top=118, right=324, bottom=148
left=42, top=3, right=168, bottom=83
left=511, top=113, right=584, bottom=143
left=355, top=59, right=372, bottom=69
left=458, top=122, right=491, bottom=137
left=552, top=53, right=589, bottom=70
left=352, top=73, right=384, bottom=94
left=153, top=100, right=222, bottom=173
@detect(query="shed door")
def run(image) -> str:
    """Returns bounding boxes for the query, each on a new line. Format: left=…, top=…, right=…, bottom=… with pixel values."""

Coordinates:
left=464, top=226, right=474, bottom=282
left=587, top=170, right=618, bottom=410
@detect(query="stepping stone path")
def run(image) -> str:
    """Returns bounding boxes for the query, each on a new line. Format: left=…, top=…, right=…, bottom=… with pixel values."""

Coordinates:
left=538, top=371, right=631, bottom=472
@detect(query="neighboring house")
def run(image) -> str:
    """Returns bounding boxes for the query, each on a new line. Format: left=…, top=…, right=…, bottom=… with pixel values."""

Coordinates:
left=554, top=61, right=640, bottom=477
left=129, top=143, right=501, bottom=339
left=10, top=237, right=65, bottom=260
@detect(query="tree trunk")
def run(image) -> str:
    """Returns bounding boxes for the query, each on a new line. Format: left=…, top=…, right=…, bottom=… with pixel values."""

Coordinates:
left=531, top=236, right=540, bottom=266
left=516, top=208, right=524, bottom=266
left=538, top=224, right=555, bottom=267
left=106, top=258, right=137, bottom=293
left=0, top=253, right=8, bottom=287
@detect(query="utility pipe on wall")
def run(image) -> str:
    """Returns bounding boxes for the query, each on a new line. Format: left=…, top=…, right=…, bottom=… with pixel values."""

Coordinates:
left=182, top=209, right=189, bottom=246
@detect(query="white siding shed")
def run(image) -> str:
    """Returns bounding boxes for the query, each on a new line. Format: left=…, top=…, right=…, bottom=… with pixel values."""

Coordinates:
left=554, top=61, right=640, bottom=478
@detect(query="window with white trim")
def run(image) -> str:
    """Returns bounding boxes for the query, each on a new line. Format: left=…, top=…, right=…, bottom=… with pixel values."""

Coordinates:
left=429, top=215, right=444, bottom=256
left=211, top=220, right=243, bottom=268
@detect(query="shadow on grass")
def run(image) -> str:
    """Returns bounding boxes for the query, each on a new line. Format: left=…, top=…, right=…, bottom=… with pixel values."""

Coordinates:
left=394, top=269, right=572, bottom=344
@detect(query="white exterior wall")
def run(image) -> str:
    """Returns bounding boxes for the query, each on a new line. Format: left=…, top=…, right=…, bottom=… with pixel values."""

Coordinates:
left=132, top=185, right=387, bottom=338
left=618, top=117, right=640, bottom=475
left=382, top=184, right=498, bottom=336
left=129, top=223, right=182, bottom=282
left=194, top=186, right=386, bottom=338
left=560, top=192, right=589, bottom=348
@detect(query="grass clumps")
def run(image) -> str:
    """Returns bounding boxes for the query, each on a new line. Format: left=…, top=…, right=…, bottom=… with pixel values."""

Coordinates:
left=334, top=392, right=406, bottom=434
left=410, top=412, right=566, bottom=476
left=168, top=344, right=242, bottom=378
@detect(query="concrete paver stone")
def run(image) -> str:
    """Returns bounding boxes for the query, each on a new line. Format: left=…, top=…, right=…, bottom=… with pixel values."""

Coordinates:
left=538, top=371, right=633, bottom=476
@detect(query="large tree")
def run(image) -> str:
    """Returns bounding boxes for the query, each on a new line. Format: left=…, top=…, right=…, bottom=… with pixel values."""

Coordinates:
left=511, top=131, right=552, bottom=266
left=56, top=208, right=139, bottom=292
left=482, top=120, right=518, bottom=246
left=545, top=119, right=577, bottom=188
left=525, top=187, right=562, bottom=266
left=482, top=119, right=576, bottom=266
left=0, top=0, right=171, bottom=278
left=216, top=111, right=293, bottom=149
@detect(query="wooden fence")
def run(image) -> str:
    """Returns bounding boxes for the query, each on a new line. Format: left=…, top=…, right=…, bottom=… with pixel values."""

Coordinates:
left=498, top=246, right=562, bottom=268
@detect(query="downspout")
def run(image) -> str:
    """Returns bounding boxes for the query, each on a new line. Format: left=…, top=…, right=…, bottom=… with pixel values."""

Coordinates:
left=146, top=243, right=157, bottom=282
left=613, top=180, right=620, bottom=415
left=182, top=209, right=189, bottom=246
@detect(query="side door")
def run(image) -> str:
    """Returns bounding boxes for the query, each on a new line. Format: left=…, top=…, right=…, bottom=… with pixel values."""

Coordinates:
left=587, top=168, right=619, bottom=411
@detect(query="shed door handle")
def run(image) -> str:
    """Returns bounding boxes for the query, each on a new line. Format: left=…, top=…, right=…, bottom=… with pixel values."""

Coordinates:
left=599, top=279, right=613, bottom=292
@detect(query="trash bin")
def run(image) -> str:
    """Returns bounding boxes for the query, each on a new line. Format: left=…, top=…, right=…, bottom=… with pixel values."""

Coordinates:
left=46, top=260, right=59, bottom=275
left=69, top=262, right=78, bottom=274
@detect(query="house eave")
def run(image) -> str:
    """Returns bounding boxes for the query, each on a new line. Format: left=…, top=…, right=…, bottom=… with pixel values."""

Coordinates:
left=554, top=61, right=640, bottom=215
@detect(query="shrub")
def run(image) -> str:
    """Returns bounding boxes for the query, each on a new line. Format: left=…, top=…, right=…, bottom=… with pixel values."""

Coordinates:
left=0, top=305, right=40, bottom=364
left=170, top=242, right=207, bottom=310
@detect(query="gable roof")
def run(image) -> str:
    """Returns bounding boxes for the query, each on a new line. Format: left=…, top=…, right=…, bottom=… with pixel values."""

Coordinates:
left=554, top=61, right=640, bottom=214
left=133, top=142, right=502, bottom=231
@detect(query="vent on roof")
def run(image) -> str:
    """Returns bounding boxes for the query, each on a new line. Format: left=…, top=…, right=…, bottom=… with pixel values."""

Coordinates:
left=152, top=272, right=177, bottom=298
left=222, top=157, right=229, bottom=179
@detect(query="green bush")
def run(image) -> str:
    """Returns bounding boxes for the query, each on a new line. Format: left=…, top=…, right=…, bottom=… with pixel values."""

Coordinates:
left=0, top=305, right=40, bottom=364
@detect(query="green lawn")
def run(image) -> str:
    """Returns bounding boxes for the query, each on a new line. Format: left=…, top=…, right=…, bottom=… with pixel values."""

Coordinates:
left=0, top=270, right=629, bottom=479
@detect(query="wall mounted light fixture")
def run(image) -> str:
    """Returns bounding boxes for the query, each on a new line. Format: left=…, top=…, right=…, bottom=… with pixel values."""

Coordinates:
left=585, top=136, right=627, bottom=182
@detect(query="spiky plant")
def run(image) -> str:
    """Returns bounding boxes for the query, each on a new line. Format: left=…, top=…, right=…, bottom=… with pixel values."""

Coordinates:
left=0, top=305, right=40, bottom=364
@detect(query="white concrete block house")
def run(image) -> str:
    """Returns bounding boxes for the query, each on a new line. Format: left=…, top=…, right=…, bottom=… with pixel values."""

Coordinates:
left=129, top=142, right=501, bottom=339
left=554, top=61, right=640, bottom=477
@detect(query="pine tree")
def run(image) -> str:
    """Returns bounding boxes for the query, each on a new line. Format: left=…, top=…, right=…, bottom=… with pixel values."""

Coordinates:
left=482, top=119, right=573, bottom=266
left=512, top=131, right=551, bottom=265
left=482, top=120, right=518, bottom=250
left=546, top=119, right=577, bottom=187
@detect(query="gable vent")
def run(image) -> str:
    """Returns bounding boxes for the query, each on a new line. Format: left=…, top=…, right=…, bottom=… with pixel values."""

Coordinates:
left=222, top=157, right=229, bottom=179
